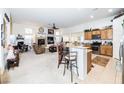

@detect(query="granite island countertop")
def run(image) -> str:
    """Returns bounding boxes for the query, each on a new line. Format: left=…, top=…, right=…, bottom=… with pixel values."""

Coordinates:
left=66, top=45, right=92, bottom=53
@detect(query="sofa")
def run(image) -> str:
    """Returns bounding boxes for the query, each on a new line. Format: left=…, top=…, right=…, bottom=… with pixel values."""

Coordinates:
left=33, top=44, right=45, bottom=54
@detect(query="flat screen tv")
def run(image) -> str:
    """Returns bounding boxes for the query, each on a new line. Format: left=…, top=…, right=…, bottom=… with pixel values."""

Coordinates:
left=47, top=37, right=54, bottom=44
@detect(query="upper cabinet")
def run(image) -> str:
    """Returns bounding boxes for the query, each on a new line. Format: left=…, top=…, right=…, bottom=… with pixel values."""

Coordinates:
left=84, top=28, right=113, bottom=40
left=101, top=29, right=113, bottom=40
left=106, top=29, right=113, bottom=39
left=101, top=30, right=107, bottom=39
left=92, top=30, right=100, bottom=35
left=84, top=31, right=92, bottom=40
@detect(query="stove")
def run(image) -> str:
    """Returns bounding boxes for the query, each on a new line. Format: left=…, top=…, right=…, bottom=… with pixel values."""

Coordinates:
left=91, top=42, right=101, bottom=54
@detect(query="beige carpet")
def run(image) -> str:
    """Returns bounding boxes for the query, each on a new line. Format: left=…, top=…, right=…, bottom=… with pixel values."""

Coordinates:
left=6, top=51, right=121, bottom=84
left=92, top=56, right=109, bottom=67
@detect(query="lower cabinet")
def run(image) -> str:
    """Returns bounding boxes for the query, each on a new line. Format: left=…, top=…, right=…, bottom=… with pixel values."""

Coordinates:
left=100, top=45, right=113, bottom=56
left=84, top=31, right=92, bottom=40
left=87, top=51, right=92, bottom=73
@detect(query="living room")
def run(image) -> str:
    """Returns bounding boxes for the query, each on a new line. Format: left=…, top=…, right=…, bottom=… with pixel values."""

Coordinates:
left=0, top=8, right=124, bottom=84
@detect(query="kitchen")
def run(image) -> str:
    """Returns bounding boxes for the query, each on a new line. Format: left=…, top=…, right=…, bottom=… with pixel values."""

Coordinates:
left=61, top=25, right=114, bottom=81
left=63, top=25, right=113, bottom=59
left=62, top=13, right=124, bottom=83
left=83, top=26, right=113, bottom=57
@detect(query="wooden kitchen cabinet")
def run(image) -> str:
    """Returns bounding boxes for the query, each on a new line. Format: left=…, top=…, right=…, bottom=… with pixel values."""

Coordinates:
left=106, top=46, right=113, bottom=56
left=101, top=29, right=113, bottom=40
left=92, top=30, right=100, bottom=35
left=87, top=50, right=92, bottom=73
left=92, top=31, right=97, bottom=35
left=106, top=29, right=113, bottom=39
left=84, top=31, right=92, bottom=40
left=101, top=30, right=107, bottom=40
left=84, top=28, right=112, bottom=40
left=100, top=45, right=113, bottom=56
left=100, top=45, right=106, bottom=55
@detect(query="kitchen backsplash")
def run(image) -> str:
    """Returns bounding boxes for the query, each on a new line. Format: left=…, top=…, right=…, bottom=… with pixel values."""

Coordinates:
left=83, top=40, right=113, bottom=45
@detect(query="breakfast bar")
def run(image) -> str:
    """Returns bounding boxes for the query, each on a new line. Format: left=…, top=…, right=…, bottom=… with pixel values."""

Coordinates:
left=69, top=46, right=92, bottom=80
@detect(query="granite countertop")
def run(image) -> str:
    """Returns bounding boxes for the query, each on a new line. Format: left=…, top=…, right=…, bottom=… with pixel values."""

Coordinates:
left=87, top=49, right=92, bottom=53
left=67, top=45, right=92, bottom=53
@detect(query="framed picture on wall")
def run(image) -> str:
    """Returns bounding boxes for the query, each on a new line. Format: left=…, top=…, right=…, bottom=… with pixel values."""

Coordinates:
left=47, top=36, right=54, bottom=44
left=1, top=23, right=5, bottom=47
left=48, top=29, right=54, bottom=34
left=1, top=18, right=6, bottom=48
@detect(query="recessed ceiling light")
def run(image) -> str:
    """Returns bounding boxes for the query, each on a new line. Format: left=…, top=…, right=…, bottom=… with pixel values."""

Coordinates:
left=90, top=15, right=94, bottom=19
left=108, top=9, right=113, bottom=13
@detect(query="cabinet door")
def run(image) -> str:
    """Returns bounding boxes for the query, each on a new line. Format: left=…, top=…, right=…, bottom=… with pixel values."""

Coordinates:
left=87, top=32, right=92, bottom=40
left=85, top=32, right=92, bottom=40
left=106, top=29, right=113, bottom=39
left=96, top=31, right=100, bottom=34
left=84, top=32, right=88, bottom=40
left=101, top=30, right=107, bottom=40
left=106, top=46, right=113, bottom=56
left=100, top=46, right=106, bottom=55
left=92, top=31, right=97, bottom=35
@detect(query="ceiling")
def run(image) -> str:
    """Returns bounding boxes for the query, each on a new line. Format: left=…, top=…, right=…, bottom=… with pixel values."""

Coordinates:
left=8, top=8, right=124, bottom=28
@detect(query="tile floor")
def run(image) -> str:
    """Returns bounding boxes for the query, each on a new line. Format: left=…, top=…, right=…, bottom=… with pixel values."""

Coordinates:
left=7, top=50, right=122, bottom=84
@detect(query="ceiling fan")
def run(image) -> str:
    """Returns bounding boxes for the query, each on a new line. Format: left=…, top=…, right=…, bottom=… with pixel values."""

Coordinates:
left=49, top=23, right=59, bottom=30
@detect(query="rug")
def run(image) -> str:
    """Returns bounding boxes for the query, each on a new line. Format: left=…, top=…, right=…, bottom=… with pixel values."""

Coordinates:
left=92, top=56, right=110, bottom=67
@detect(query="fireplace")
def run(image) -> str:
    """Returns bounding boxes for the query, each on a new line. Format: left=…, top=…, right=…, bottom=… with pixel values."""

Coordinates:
left=38, top=39, right=45, bottom=45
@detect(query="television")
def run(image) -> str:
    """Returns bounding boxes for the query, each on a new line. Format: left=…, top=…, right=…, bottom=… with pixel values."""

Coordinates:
left=47, top=37, right=54, bottom=44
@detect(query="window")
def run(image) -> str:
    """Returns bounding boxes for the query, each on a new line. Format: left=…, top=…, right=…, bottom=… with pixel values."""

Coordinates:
left=24, top=28, right=33, bottom=45
left=25, top=28, right=33, bottom=34
left=24, top=35, right=32, bottom=46
left=55, top=31, right=60, bottom=35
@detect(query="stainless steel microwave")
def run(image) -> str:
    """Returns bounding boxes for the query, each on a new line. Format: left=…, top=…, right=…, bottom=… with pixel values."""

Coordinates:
left=92, top=35, right=101, bottom=40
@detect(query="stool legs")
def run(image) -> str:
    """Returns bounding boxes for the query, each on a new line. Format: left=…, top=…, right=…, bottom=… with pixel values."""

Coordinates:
left=70, top=61, right=73, bottom=82
left=76, top=60, right=79, bottom=76
left=70, top=60, right=79, bottom=83
left=63, top=60, right=69, bottom=76
left=62, top=58, right=79, bottom=83
left=63, top=63, right=66, bottom=76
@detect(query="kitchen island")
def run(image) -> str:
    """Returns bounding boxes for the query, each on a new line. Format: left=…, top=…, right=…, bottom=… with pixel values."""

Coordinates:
left=69, top=46, right=92, bottom=80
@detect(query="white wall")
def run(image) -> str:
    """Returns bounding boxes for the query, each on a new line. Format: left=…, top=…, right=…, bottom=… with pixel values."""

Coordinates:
left=62, top=16, right=113, bottom=42
left=12, top=23, right=39, bottom=35
left=63, top=16, right=113, bottom=34
left=12, top=23, right=41, bottom=43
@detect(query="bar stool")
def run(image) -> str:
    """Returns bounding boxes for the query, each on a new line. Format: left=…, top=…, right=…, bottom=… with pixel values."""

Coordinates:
left=65, top=51, right=79, bottom=82
left=57, top=45, right=70, bottom=76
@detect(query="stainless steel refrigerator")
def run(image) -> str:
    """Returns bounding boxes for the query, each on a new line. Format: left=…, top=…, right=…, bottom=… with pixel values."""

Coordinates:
left=119, top=36, right=124, bottom=84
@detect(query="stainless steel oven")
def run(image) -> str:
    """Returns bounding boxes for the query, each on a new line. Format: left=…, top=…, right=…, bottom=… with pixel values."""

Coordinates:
left=91, top=42, right=101, bottom=54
